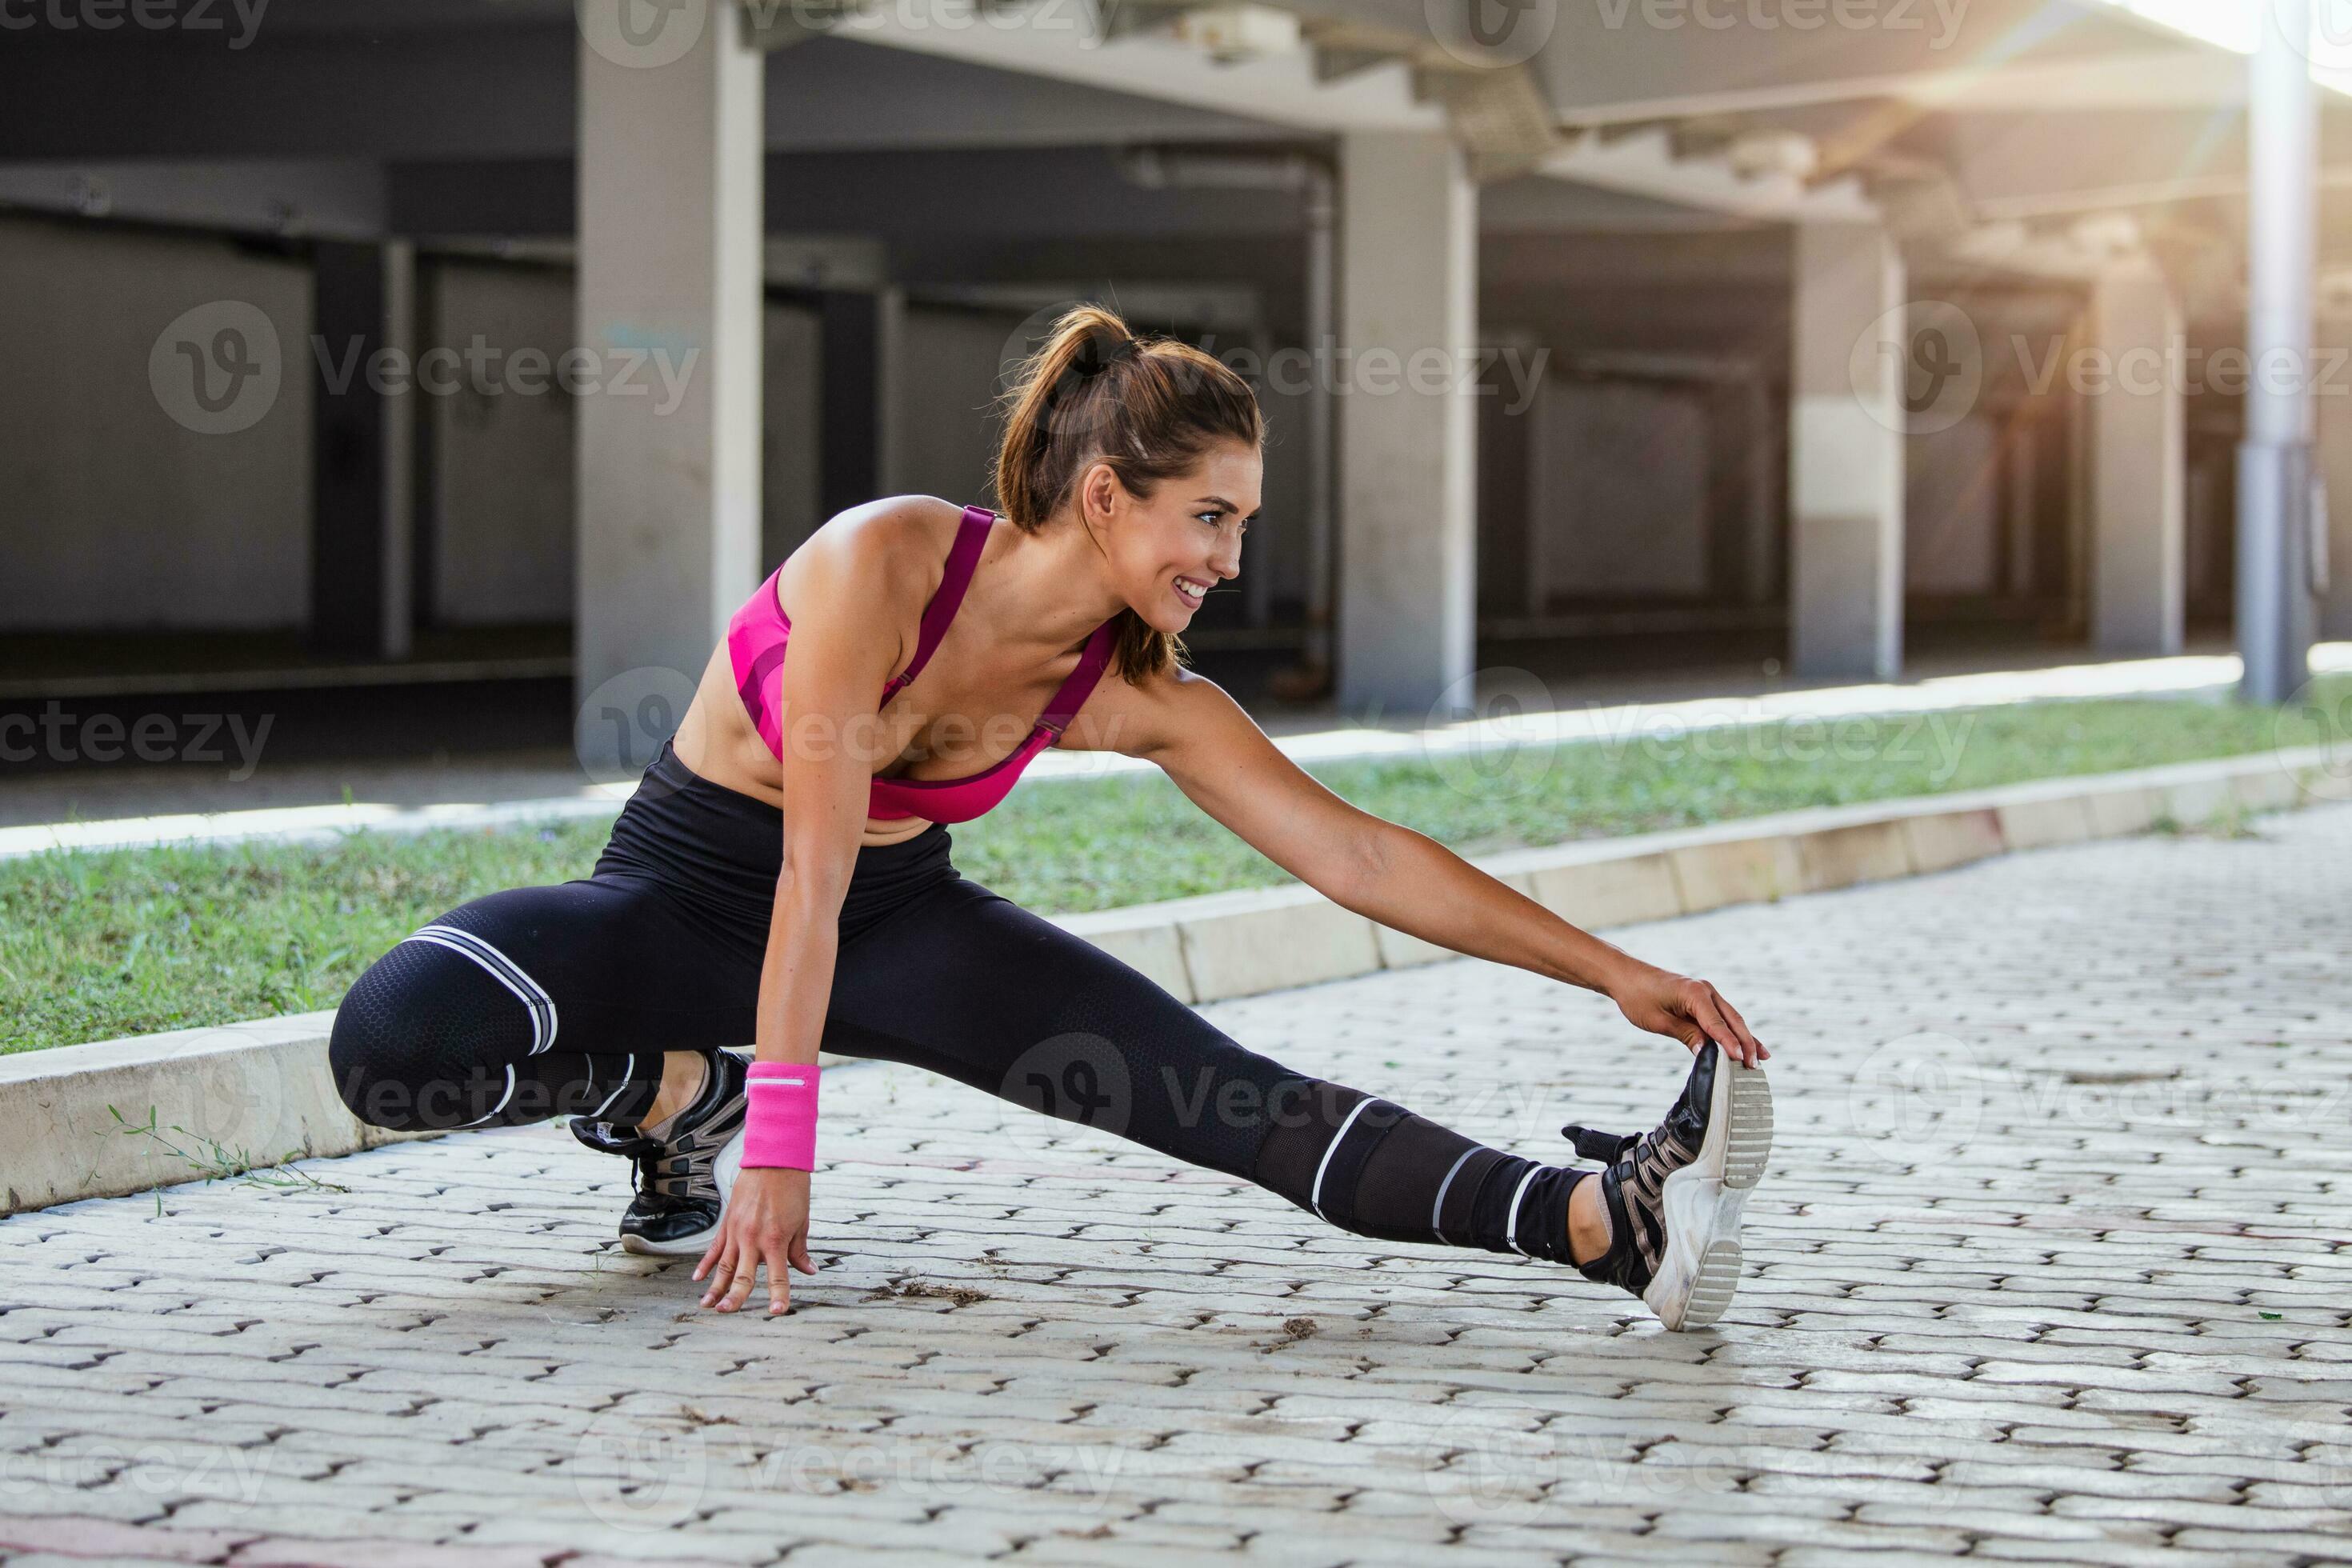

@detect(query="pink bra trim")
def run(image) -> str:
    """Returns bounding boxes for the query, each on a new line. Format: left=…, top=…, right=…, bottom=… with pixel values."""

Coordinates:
left=725, top=504, right=1118, bottom=825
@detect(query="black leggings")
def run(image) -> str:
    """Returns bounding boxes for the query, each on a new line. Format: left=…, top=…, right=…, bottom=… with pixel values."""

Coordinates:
left=328, top=738, right=1581, bottom=1263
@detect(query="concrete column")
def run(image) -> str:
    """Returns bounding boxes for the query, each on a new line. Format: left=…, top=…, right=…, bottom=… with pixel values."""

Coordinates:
left=875, top=283, right=906, bottom=497
left=1790, top=222, right=1905, bottom=682
left=818, top=290, right=879, bottom=524
left=2238, top=0, right=2318, bottom=701
left=2089, top=259, right=2186, bottom=654
left=308, top=239, right=414, bottom=662
left=576, top=7, right=764, bottom=765
left=2319, top=315, right=2352, bottom=640
left=1336, top=130, right=1477, bottom=720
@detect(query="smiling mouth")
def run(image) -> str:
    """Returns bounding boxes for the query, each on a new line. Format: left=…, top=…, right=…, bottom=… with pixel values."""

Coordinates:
left=1174, top=575, right=1214, bottom=606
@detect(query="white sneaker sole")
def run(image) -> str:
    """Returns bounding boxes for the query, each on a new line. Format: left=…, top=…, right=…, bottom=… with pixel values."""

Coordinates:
left=618, top=1224, right=717, bottom=1258
left=1640, top=1053, right=1773, bottom=1331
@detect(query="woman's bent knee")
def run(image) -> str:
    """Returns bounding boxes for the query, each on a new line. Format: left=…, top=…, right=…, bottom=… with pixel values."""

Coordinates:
left=328, top=938, right=509, bottom=1130
left=329, top=958, right=415, bottom=1129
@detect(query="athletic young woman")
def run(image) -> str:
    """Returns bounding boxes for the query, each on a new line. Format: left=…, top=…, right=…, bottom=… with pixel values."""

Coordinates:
left=328, top=306, right=1774, bottom=1330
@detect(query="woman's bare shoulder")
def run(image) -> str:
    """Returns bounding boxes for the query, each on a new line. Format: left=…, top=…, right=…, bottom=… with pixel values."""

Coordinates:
left=779, top=495, right=969, bottom=614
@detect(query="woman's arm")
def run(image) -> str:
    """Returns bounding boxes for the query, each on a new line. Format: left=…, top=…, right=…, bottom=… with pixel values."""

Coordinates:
left=698, top=507, right=921, bottom=1316
left=1072, top=668, right=1767, bottom=1066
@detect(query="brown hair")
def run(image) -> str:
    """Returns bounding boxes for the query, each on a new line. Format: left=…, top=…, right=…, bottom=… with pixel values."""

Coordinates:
left=990, top=304, right=1264, bottom=684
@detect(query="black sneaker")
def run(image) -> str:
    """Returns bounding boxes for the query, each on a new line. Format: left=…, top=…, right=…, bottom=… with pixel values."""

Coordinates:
left=569, top=1050, right=749, bottom=1258
left=1561, top=1044, right=1772, bottom=1331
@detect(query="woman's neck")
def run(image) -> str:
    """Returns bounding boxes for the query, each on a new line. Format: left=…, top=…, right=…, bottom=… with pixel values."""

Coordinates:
left=966, top=513, right=1126, bottom=658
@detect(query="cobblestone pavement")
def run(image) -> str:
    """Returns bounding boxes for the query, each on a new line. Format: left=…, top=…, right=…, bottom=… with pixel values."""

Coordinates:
left=4, top=806, right=2349, bottom=1566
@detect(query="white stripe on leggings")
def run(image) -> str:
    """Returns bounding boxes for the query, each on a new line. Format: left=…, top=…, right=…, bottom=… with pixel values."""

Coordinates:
left=407, top=923, right=558, bottom=1055
left=1429, top=1147, right=1479, bottom=1245
left=1309, top=1097, right=1378, bottom=1224
left=587, top=1054, right=636, bottom=1120
left=402, top=932, right=542, bottom=1051
left=1504, top=1165, right=1542, bottom=1257
left=462, top=1064, right=517, bottom=1128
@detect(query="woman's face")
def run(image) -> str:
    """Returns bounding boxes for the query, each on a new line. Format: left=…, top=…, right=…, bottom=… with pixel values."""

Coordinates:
left=1078, top=441, right=1262, bottom=634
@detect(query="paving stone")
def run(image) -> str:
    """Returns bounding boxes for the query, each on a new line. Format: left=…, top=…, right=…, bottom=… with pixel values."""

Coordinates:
left=2, top=804, right=2346, bottom=1562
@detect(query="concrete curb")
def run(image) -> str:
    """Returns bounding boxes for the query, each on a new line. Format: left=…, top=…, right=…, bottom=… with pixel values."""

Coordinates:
left=6, top=745, right=2338, bottom=1215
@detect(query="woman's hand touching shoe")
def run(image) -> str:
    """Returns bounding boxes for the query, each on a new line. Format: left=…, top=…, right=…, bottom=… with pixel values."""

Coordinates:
left=1609, top=962, right=1769, bottom=1067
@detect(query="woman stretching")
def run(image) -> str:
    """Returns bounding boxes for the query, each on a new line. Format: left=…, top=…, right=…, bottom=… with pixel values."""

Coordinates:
left=329, top=306, right=1773, bottom=1329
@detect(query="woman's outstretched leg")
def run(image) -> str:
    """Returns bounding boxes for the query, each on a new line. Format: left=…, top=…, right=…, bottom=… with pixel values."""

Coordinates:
left=818, top=870, right=1771, bottom=1326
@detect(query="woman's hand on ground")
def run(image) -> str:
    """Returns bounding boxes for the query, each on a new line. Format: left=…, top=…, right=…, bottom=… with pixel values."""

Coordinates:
left=1610, top=964, right=1769, bottom=1066
left=694, top=1166, right=817, bottom=1315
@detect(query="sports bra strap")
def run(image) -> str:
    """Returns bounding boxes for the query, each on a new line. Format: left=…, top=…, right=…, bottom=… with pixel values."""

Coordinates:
left=885, top=505, right=994, bottom=698
left=1039, top=619, right=1118, bottom=736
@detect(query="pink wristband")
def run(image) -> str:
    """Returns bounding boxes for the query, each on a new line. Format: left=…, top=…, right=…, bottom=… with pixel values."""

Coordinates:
left=742, top=1062, right=820, bottom=1171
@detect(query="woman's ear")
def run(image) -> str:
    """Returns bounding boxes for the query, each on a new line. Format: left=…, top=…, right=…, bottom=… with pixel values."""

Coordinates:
left=1078, top=461, right=1119, bottom=528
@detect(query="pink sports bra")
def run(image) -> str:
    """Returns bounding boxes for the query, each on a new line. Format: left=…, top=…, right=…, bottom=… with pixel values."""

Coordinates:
left=726, top=504, right=1117, bottom=824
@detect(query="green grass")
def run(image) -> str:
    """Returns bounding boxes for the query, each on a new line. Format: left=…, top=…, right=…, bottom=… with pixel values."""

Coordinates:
left=5, top=676, right=2344, bottom=1054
